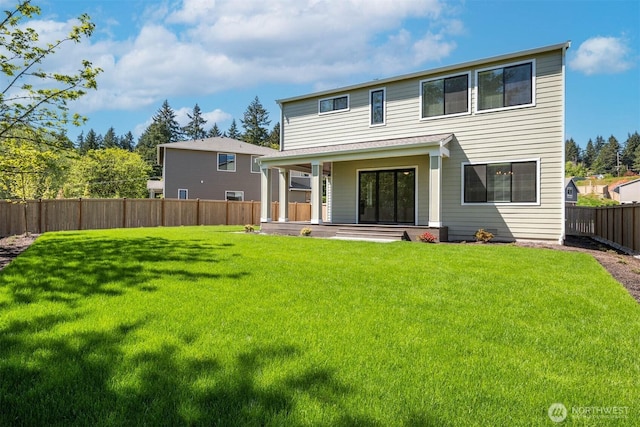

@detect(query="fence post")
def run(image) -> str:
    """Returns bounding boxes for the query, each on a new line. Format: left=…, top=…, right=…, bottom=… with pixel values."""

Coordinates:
left=38, top=199, right=42, bottom=234
left=78, top=198, right=83, bottom=231
left=122, top=198, right=127, bottom=229
left=196, top=198, right=200, bottom=226
left=225, top=200, right=229, bottom=225
left=161, top=198, right=165, bottom=227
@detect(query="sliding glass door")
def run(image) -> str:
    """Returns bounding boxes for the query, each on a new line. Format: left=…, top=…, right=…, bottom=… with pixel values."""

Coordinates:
left=358, top=169, right=415, bottom=224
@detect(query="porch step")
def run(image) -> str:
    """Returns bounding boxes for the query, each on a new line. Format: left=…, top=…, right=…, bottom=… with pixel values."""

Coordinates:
left=333, top=226, right=408, bottom=242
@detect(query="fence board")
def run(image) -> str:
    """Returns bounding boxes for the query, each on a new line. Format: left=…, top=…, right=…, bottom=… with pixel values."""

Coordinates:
left=566, top=204, right=640, bottom=252
left=0, top=199, right=307, bottom=237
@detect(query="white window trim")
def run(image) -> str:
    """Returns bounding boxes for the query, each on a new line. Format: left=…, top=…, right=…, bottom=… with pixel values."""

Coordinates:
left=318, top=94, right=350, bottom=115
left=217, top=152, right=236, bottom=172
left=178, top=188, right=188, bottom=199
left=250, top=155, right=261, bottom=173
left=474, top=59, right=536, bottom=114
left=369, top=87, right=386, bottom=127
left=460, top=158, right=540, bottom=206
left=225, top=190, right=244, bottom=201
left=419, top=71, right=472, bottom=121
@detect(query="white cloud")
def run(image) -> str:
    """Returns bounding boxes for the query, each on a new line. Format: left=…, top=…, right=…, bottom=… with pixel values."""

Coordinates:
left=569, top=36, right=634, bottom=75
left=33, top=0, right=462, bottom=115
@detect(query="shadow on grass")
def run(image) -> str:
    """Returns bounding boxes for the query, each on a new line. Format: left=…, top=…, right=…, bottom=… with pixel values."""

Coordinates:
left=0, top=314, right=357, bottom=426
left=0, top=234, right=248, bottom=305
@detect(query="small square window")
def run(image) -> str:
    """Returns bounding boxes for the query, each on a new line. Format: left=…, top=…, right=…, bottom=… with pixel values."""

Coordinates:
left=225, top=191, right=244, bottom=201
left=218, top=153, right=236, bottom=172
left=178, top=189, right=188, bottom=199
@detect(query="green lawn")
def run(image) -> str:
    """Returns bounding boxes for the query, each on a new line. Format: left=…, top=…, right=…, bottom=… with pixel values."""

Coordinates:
left=1, top=226, right=638, bottom=426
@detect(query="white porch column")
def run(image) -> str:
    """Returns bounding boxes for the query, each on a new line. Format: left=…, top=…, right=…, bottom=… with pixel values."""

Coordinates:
left=310, top=161, right=323, bottom=224
left=428, top=154, right=442, bottom=227
left=324, top=173, right=332, bottom=223
left=260, top=165, right=272, bottom=223
left=278, top=168, right=289, bottom=222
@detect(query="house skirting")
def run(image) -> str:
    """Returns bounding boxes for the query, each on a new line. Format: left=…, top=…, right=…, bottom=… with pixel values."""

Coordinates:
left=259, top=222, right=448, bottom=242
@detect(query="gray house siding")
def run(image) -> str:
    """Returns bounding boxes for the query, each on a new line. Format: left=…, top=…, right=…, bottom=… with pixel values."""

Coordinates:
left=163, top=149, right=279, bottom=201
left=278, top=45, right=567, bottom=241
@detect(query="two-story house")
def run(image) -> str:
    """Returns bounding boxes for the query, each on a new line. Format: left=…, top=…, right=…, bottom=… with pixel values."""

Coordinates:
left=158, top=137, right=309, bottom=202
left=259, top=42, right=570, bottom=242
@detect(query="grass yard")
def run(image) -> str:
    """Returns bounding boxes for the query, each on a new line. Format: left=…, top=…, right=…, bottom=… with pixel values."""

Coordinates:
left=0, top=226, right=638, bottom=426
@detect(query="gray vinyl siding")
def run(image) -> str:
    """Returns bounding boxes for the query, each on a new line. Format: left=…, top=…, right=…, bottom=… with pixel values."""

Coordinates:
left=164, top=149, right=278, bottom=201
left=281, top=49, right=565, bottom=241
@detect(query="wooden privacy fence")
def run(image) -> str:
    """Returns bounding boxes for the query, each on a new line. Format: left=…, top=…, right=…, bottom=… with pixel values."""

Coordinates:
left=0, top=199, right=313, bottom=237
left=566, top=204, right=640, bottom=252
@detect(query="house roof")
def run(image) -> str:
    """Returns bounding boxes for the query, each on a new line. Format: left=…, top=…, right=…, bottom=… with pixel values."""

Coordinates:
left=158, top=137, right=277, bottom=156
left=277, top=41, right=571, bottom=104
left=612, top=178, right=640, bottom=191
left=259, top=133, right=454, bottom=167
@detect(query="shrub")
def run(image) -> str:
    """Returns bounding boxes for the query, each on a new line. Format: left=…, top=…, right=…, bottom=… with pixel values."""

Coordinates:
left=475, top=228, right=494, bottom=243
left=417, top=231, right=437, bottom=243
left=300, top=227, right=312, bottom=236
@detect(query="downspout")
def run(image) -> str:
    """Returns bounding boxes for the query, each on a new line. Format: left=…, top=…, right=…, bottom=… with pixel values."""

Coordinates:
left=560, top=41, right=571, bottom=245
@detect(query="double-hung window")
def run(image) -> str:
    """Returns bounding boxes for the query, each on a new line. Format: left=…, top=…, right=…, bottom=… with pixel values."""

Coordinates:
left=369, top=88, right=385, bottom=126
left=463, top=160, right=538, bottom=204
left=421, top=73, right=470, bottom=119
left=251, top=155, right=261, bottom=173
left=319, top=95, right=349, bottom=114
left=476, top=61, right=534, bottom=112
left=218, top=153, right=236, bottom=172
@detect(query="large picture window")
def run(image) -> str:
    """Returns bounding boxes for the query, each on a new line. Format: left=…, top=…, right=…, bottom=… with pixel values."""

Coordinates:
left=477, top=61, right=534, bottom=111
left=319, top=95, right=349, bottom=114
left=463, top=160, right=537, bottom=203
left=421, top=73, right=469, bottom=119
left=217, top=153, right=236, bottom=172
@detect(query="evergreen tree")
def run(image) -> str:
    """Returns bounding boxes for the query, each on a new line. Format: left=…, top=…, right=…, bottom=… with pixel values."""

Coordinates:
left=591, top=135, right=620, bottom=175
left=594, top=135, right=606, bottom=152
left=267, top=122, right=280, bottom=149
left=103, top=127, right=118, bottom=148
left=583, top=139, right=596, bottom=170
left=565, top=138, right=580, bottom=164
left=119, top=131, right=135, bottom=151
left=207, top=123, right=222, bottom=137
left=79, top=129, right=101, bottom=154
left=241, top=96, right=271, bottom=146
left=226, top=119, right=242, bottom=140
left=634, top=144, right=640, bottom=172
left=75, top=131, right=85, bottom=152
left=621, top=132, right=640, bottom=172
left=135, top=100, right=183, bottom=177
left=182, top=103, right=208, bottom=140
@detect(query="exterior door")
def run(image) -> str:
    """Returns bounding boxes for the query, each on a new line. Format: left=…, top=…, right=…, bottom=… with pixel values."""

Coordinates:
left=358, top=169, right=415, bottom=224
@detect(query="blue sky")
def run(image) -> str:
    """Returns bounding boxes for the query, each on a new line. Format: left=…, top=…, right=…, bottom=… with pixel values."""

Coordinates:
left=16, top=0, right=640, bottom=148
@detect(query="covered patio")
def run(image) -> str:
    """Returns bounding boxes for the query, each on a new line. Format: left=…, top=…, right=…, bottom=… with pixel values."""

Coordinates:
left=258, top=133, right=454, bottom=238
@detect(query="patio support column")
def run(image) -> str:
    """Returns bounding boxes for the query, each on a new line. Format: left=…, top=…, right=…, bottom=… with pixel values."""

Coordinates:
left=324, top=173, right=332, bottom=223
left=278, top=168, right=289, bottom=222
left=260, top=165, right=272, bottom=223
left=428, top=154, right=442, bottom=227
left=310, top=161, right=323, bottom=224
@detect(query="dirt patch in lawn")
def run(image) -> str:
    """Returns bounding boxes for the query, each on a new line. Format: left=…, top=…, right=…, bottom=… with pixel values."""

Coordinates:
left=1, top=233, right=639, bottom=303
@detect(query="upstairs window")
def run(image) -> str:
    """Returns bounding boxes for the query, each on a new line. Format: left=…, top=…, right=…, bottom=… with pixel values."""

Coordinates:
left=421, top=73, right=470, bottom=119
left=477, top=61, right=534, bottom=112
left=370, top=88, right=385, bottom=126
left=218, top=153, right=236, bottom=172
left=251, top=155, right=261, bottom=173
left=319, top=95, right=349, bottom=114
left=463, top=160, right=538, bottom=204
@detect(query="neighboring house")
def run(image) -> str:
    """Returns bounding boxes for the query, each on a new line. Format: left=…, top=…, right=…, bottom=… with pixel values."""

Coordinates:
left=565, top=178, right=579, bottom=204
left=158, top=137, right=308, bottom=202
left=259, top=42, right=571, bottom=242
left=146, top=180, right=163, bottom=198
left=612, top=178, right=640, bottom=204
